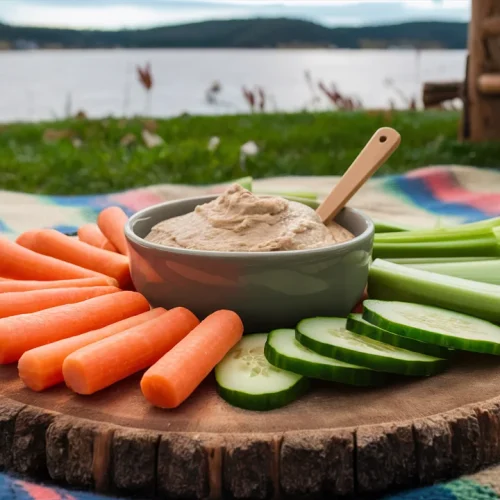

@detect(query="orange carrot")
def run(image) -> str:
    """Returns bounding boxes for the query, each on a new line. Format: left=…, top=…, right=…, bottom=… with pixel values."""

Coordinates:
left=63, top=307, right=199, bottom=395
left=97, top=207, right=129, bottom=255
left=0, top=291, right=149, bottom=364
left=0, top=237, right=104, bottom=281
left=141, top=310, right=243, bottom=409
left=0, top=277, right=118, bottom=293
left=78, top=223, right=118, bottom=253
left=19, top=307, right=166, bottom=391
left=17, top=229, right=131, bottom=288
left=0, top=286, right=119, bottom=319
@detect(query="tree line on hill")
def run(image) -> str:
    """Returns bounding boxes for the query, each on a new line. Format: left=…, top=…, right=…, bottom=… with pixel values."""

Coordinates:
left=0, top=18, right=467, bottom=50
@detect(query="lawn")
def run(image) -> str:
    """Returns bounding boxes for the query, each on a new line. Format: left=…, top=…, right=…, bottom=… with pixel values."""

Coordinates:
left=1, top=111, right=500, bottom=195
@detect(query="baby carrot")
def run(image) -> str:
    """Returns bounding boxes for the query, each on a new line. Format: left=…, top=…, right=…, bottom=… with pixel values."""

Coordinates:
left=78, top=224, right=118, bottom=253
left=17, top=229, right=131, bottom=288
left=19, top=308, right=166, bottom=391
left=0, top=291, right=149, bottom=364
left=0, top=277, right=118, bottom=293
left=97, top=207, right=129, bottom=255
left=0, top=286, right=119, bottom=319
left=63, top=307, right=199, bottom=395
left=141, top=310, right=243, bottom=409
left=0, top=237, right=104, bottom=281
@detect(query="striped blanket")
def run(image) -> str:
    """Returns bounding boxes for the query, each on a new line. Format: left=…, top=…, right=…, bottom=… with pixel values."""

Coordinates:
left=2, top=464, right=500, bottom=500
left=2, top=164, right=500, bottom=499
left=1, top=165, right=500, bottom=240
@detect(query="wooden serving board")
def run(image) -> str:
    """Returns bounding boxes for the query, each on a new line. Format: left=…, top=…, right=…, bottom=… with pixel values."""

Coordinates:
left=2, top=351, right=500, bottom=498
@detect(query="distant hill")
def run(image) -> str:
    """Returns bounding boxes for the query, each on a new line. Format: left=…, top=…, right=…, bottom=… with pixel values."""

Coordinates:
left=0, top=18, right=468, bottom=50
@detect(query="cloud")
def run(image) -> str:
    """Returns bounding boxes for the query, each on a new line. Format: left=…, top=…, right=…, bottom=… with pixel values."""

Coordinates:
left=2, top=4, right=251, bottom=28
left=0, top=0, right=470, bottom=30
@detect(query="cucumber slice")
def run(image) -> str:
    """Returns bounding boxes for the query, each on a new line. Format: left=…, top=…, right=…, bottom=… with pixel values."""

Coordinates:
left=296, top=317, right=447, bottom=376
left=346, top=313, right=451, bottom=358
left=363, top=299, right=500, bottom=355
left=265, top=329, right=388, bottom=386
left=215, top=333, right=309, bottom=411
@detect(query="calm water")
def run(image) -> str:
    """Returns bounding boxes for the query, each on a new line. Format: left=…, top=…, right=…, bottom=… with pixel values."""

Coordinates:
left=0, top=48, right=466, bottom=122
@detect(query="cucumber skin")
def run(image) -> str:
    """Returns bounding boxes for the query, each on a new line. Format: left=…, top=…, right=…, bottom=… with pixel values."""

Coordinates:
left=295, top=325, right=448, bottom=377
left=347, top=314, right=451, bottom=358
left=362, top=305, right=500, bottom=356
left=264, top=337, right=388, bottom=387
left=215, top=377, right=309, bottom=411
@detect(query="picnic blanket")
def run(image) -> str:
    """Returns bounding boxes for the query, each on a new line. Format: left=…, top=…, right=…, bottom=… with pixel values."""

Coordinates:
left=3, top=469, right=500, bottom=500
left=2, top=164, right=500, bottom=500
left=1, top=165, right=500, bottom=239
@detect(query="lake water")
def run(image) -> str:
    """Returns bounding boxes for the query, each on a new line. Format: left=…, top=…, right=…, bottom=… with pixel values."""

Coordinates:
left=1, top=48, right=467, bottom=122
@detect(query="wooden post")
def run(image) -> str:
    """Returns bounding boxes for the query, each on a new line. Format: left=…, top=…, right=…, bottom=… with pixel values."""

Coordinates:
left=460, top=55, right=471, bottom=140
left=467, top=0, right=495, bottom=141
left=482, top=16, right=500, bottom=38
left=478, top=73, right=500, bottom=94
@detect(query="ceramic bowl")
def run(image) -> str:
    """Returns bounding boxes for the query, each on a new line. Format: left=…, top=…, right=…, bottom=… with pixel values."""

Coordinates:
left=125, top=195, right=374, bottom=332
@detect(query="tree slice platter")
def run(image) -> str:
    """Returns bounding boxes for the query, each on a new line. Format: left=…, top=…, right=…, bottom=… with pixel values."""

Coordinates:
left=2, top=351, right=500, bottom=498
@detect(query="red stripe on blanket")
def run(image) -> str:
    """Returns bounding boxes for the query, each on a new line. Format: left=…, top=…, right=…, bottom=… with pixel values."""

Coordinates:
left=16, top=480, right=76, bottom=500
left=109, top=190, right=165, bottom=211
left=407, top=168, right=500, bottom=216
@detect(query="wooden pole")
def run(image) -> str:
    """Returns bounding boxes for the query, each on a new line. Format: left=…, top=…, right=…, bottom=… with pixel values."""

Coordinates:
left=467, top=0, right=494, bottom=141
left=482, top=16, right=500, bottom=37
left=478, top=73, right=500, bottom=94
left=460, top=56, right=471, bottom=140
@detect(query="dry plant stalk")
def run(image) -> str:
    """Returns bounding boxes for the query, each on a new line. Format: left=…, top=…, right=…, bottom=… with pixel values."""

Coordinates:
left=137, top=62, right=153, bottom=115
left=242, top=86, right=256, bottom=112
left=318, top=81, right=363, bottom=111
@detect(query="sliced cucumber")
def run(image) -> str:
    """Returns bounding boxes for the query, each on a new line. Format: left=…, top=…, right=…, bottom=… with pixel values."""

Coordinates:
left=363, top=299, right=500, bottom=355
left=296, top=317, right=447, bottom=376
left=346, top=314, right=451, bottom=358
left=215, top=333, right=309, bottom=411
left=265, top=329, right=388, bottom=386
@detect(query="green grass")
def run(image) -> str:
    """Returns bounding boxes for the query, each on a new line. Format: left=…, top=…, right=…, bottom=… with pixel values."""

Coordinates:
left=1, top=111, right=499, bottom=195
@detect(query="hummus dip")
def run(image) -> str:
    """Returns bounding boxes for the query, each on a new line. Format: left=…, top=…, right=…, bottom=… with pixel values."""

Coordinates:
left=145, top=184, right=354, bottom=252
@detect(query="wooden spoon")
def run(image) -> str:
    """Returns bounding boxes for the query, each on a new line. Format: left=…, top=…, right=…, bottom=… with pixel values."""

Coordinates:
left=316, top=127, right=401, bottom=223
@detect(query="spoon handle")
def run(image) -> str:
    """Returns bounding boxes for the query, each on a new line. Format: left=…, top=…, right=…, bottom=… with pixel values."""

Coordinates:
left=316, top=127, right=401, bottom=223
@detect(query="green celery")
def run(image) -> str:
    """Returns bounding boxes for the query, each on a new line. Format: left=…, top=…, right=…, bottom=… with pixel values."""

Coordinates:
left=281, top=195, right=319, bottom=209
left=373, top=220, right=413, bottom=233
left=403, top=259, right=500, bottom=285
left=368, top=259, right=500, bottom=324
left=233, top=176, right=253, bottom=191
left=374, top=217, right=500, bottom=243
left=389, top=257, right=496, bottom=265
left=256, top=190, right=318, bottom=200
left=373, top=236, right=500, bottom=259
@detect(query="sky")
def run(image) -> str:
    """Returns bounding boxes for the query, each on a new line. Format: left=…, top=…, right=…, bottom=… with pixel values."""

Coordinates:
left=0, top=0, right=471, bottom=30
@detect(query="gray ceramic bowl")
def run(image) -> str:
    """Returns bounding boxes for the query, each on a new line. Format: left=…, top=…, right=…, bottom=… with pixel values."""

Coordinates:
left=125, top=195, right=374, bottom=332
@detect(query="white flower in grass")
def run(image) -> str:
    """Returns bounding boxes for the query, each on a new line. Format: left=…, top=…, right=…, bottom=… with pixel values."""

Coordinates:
left=142, top=129, right=164, bottom=148
left=240, top=141, right=259, bottom=157
left=208, top=136, right=220, bottom=151
left=239, top=141, right=259, bottom=171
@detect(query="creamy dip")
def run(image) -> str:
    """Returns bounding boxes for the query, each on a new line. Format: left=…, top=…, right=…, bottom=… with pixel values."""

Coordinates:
left=145, top=184, right=354, bottom=252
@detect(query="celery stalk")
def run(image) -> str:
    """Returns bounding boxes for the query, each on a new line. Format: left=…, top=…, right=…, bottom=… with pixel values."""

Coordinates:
left=368, top=259, right=500, bottom=324
left=256, top=190, right=318, bottom=200
left=389, top=257, right=496, bottom=265
left=373, top=236, right=500, bottom=259
left=233, top=177, right=253, bottom=191
left=374, top=217, right=500, bottom=243
left=373, top=220, right=413, bottom=233
left=282, top=196, right=318, bottom=208
left=404, top=260, right=500, bottom=285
